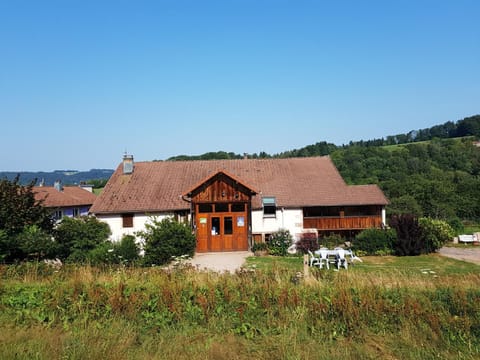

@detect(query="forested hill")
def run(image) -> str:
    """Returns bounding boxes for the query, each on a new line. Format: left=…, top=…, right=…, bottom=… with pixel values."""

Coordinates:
left=168, top=115, right=479, bottom=160
left=168, top=115, right=480, bottom=222
left=0, top=169, right=114, bottom=186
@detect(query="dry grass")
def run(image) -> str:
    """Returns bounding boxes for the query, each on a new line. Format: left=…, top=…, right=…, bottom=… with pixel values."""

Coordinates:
left=1, top=257, right=479, bottom=359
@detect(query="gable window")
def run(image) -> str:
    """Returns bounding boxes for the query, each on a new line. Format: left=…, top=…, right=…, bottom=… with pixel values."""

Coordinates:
left=262, top=197, right=277, bottom=218
left=122, top=213, right=134, bottom=228
left=198, top=204, right=213, bottom=213
left=232, top=203, right=245, bottom=212
left=215, top=203, right=228, bottom=213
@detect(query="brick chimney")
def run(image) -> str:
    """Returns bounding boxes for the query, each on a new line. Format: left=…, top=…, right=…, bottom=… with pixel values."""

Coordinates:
left=123, top=154, right=134, bottom=174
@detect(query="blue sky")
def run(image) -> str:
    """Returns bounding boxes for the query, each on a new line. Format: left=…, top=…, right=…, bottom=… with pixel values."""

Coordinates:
left=0, top=0, right=478, bottom=171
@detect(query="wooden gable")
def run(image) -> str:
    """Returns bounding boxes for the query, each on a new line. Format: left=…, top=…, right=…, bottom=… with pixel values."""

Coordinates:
left=184, top=170, right=257, bottom=203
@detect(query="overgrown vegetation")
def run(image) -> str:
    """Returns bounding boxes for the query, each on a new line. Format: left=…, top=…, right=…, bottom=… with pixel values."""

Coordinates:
left=54, top=216, right=111, bottom=263
left=0, top=176, right=54, bottom=263
left=139, top=217, right=196, bottom=266
left=353, top=228, right=396, bottom=256
left=0, top=258, right=479, bottom=359
left=265, top=229, right=293, bottom=256
left=389, top=215, right=455, bottom=256
left=88, top=234, right=141, bottom=265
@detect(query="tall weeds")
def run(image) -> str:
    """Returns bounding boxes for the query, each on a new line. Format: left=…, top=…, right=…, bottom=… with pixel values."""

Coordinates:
left=1, top=264, right=479, bottom=359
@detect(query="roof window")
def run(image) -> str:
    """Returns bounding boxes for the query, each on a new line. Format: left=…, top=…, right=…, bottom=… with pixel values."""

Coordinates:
left=262, top=197, right=276, bottom=218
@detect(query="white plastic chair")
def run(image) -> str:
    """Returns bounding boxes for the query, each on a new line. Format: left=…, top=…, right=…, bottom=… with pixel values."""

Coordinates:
left=336, top=249, right=348, bottom=270
left=308, top=250, right=320, bottom=267
left=318, top=249, right=329, bottom=269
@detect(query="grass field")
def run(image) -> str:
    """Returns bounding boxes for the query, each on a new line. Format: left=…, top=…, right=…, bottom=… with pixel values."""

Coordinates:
left=381, top=136, right=476, bottom=152
left=1, top=255, right=479, bottom=360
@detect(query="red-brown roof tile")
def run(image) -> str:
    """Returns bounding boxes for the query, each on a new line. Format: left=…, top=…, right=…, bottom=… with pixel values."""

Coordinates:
left=34, top=186, right=97, bottom=208
left=90, top=156, right=388, bottom=214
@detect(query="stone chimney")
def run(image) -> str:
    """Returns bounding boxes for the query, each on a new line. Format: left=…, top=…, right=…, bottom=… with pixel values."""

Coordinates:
left=53, top=180, right=63, bottom=192
left=123, top=154, right=134, bottom=174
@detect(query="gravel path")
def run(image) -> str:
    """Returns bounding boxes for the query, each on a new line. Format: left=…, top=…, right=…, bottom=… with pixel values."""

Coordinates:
left=188, top=251, right=253, bottom=273
left=439, top=247, right=480, bottom=265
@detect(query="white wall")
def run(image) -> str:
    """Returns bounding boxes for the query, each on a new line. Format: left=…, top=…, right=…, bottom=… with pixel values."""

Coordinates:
left=251, top=208, right=304, bottom=241
left=98, top=208, right=305, bottom=245
left=97, top=213, right=172, bottom=243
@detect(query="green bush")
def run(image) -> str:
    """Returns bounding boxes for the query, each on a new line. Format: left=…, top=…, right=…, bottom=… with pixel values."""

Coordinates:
left=16, top=225, right=57, bottom=261
left=114, top=234, right=140, bottom=264
left=88, top=235, right=140, bottom=265
left=251, top=242, right=268, bottom=252
left=138, top=217, right=196, bottom=266
left=354, top=228, right=396, bottom=256
left=87, top=242, right=117, bottom=265
left=266, top=229, right=293, bottom=256
left=0, top=229, right=10, bottom=263
left=319, top=233, right=344, bottom=248
left=390, top=215, right=454, bottom=255
left=0, top=226, right=57, bottom=263
left=54, top=216, right=111, bottom=263
left=447, top=217, right=464, bottom=235
left=419, top=217, right=454, bottom=253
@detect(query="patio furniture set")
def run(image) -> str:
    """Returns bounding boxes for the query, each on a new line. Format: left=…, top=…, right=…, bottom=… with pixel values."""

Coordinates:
left=308, top=248, right=361, bottom=270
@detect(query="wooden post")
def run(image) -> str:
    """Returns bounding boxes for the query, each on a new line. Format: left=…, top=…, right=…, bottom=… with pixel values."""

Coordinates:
left=303, top=253, right=309, bottom=279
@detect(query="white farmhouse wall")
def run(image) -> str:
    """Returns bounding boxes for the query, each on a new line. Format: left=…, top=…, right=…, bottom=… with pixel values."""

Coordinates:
left=98, top=208, right=305, bottom=247
left=97, top=213, right=172, bottom=243
left=251, top=208, right=304, bottom=241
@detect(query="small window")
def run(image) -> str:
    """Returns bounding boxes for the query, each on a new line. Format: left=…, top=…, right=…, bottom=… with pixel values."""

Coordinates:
left=232, top=203, right=245, bottom=212
left=211, top=217, right=220, bottom=235
left=262, top=197, right=276, bottom=218
left=72, top=208, right=80, bottom=217
left=54, top=210, right=63, bottom=221
left=224, top=217, right=233, bottom=235
left=198, top=204, right=213, bottom=213
left=215, top=203, right=228, bottom=212
left=122, top=213, right=134, bottom=228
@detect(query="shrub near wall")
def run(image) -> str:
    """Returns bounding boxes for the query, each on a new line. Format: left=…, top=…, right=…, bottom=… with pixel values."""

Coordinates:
left=266, top=229, right=293, bottom=256
left=419, top=217, right=454, bottom=252
left=354, top=228, right=396, bottom=256
left=139, top=217, right=196, bottom=266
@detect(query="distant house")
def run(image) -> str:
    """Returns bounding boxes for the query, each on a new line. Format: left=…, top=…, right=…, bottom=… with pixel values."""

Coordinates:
left=33, top=182, right=97, bottom=221
left=90, top=155, right=388, bottom=252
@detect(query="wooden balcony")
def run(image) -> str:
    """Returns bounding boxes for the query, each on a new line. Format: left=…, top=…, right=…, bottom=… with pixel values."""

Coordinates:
left=303, top=216, right=383, bottom=231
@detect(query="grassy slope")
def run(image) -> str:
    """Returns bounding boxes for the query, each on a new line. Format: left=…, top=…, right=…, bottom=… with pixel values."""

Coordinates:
left=381, top=135, right=476, bottom=152
left=1, top=256, right=479, bottom=360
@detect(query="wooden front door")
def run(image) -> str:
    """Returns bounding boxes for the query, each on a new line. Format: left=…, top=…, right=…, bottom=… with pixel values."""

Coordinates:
left=195, top=203, right=248, bottom=252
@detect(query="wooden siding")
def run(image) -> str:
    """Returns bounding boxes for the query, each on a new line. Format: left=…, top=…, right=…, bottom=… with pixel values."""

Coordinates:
left=191, top=173, right=253, bottom=252
left=303, top=216, right=382, bottom=230
left=191, top=174, right=250, bottom=203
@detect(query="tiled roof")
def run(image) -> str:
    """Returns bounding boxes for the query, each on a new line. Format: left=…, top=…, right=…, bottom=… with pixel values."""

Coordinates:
left=90, top=156, right=388, bottom=214
left=33, top=186, right=97, bottom=208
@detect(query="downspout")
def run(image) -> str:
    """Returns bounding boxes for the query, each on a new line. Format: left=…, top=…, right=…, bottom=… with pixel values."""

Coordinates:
left=281, top=207, right=285, bottom=229
left=181, top=194, right=194, bottom=230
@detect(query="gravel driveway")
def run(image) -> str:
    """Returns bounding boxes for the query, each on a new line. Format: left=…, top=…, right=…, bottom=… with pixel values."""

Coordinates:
left=439, top=247, right=480, bottom=265
left=188, top=251, right=253, bottom=273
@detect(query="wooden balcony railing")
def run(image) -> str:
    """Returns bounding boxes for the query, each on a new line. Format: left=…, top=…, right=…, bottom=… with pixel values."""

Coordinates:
left=303, top=216, right=382, bottom=230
